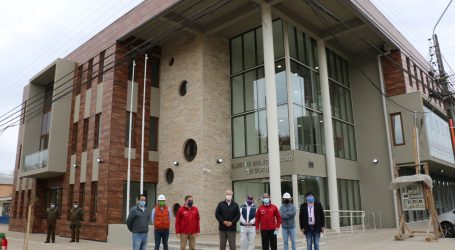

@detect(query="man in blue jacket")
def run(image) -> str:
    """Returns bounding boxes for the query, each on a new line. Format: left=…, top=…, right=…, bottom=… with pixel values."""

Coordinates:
left=239, top=195, right=257, bottom=250
left=126, top=194, right=150, bottom=250
left=280, top=193, right=296, bottom=250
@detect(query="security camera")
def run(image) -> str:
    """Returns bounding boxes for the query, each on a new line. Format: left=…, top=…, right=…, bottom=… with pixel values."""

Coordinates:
left=96, top=158, right=103, bottom=164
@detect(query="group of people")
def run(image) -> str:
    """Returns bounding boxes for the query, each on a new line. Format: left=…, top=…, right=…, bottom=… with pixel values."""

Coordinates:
left=44, top=190, right=325, bottom=250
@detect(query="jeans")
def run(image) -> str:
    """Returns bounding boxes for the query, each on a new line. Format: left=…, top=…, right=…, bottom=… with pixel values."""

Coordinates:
left=282, top=227, right=296, bottom=250
left=154, top=229, right=169, bottom=250
left=240, top=226, right=255, bottom=250
left=219, top=230, right=236, bottom=250
left=260, top=229, right=277, bottom=250
left=305, top=227, right=321, bottom=250
left=133, top=232, right=148, bottom=250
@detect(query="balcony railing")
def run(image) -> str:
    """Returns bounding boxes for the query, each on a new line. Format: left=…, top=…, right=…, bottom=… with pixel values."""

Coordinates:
left=23, top=149, right=48, bottom=172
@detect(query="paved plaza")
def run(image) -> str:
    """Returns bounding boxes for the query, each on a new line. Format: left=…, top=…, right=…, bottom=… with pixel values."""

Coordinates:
left=1, top=223, right=453, bottom=250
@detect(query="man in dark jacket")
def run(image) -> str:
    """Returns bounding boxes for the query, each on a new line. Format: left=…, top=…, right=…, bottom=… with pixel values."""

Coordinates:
left=299, top=192, right=325, bottom=250
left=215, top=189, right=240, bottom=250
left=69, top=201, right=83, bottom=242
left=45, top=201, right=60, bottom=243
left=126, top=194, right=150, bottom=250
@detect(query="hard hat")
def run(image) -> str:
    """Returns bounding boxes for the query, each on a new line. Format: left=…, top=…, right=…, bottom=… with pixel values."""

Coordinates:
left=157, top=194, right=166, bottom=201
left=282, top=192, right=292, bottom=199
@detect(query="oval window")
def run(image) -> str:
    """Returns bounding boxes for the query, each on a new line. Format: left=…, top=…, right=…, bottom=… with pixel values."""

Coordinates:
left=169, top=57, right=175, bottom=66
left=183, top=139, right=197, bottom=162
left=165, top=168, right=174, bottom=184
left=179, top=80, right=188, bottom=96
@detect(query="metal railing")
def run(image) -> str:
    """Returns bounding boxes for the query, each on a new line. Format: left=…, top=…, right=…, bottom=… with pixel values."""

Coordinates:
left=23, top=149, right=48, bottom=172
left=365, top=211, right=383, bottom=230
left=323, top=210, right=366, bottom=237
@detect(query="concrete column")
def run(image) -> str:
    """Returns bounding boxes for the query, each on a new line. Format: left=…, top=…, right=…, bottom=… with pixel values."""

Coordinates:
left=292, top=174, right=299, bottom=226
left=261, top=3, right=282, bottom=205
left=316, top=39, right=340, bottom=232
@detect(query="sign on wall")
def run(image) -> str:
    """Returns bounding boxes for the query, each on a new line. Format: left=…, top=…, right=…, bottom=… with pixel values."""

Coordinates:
left=401, top=183, right=425, bottom=211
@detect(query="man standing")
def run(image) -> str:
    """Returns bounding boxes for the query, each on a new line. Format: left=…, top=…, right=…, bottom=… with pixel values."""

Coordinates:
left=255, top=193, right=281, bottom=250
left=152, top=194, right=171, bottom=250
left=299, top=192, right=325, bottom=250
left=44, top=201, right=59, bottom=243
left=240, top=195, right=257, bottom=250
left=69, top=201, right=83, bottom=243
left=175, top=195, right=200, bottom=250
left=215, top=190, right=240, bottom=250
left=280, top=193, right=296, bottom=250
left=126, top=194, right=150, bottom=250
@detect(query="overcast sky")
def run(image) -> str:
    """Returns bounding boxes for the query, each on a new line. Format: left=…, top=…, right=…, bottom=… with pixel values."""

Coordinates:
left=0, top=0, right=454, bottom=175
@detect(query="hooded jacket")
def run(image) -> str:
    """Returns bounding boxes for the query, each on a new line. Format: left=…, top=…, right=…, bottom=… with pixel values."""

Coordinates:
left=175, top=205, right=200, bottom=234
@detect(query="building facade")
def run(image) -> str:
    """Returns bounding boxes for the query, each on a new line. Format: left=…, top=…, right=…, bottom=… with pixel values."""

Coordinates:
left=9, top=0, right=455, bottom=241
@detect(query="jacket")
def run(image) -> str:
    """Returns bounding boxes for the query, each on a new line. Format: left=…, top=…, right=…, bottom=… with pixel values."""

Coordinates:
left=175, top=206, right=200, bottom=234
left=255, top=204, right=282, bottom=231
left=152, top=206, right=171, bottom=230
left=215, top=200, right=240, bottom=231
left=299, top=202, right=325, bottom=233
left=279, top=203, right=296, bottom=229
left=46, top=207, right=60, bottom=223
left=70, top=207, right=83, bottom=226
left=126, top=205, right=150, bottom=233
left=240, top=203, right=257, bottom=226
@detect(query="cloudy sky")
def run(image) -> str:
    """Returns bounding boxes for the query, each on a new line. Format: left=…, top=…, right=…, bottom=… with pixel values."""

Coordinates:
left=0, top=0, right=454, bottom=175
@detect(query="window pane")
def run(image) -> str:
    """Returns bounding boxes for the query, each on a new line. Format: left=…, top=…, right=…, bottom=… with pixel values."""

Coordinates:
left=244, top=70, right=256, bottom=111
left=339, top=86, right=347, bottom=121
left=278, top=105, right=290, bottom=150
left=256, top=69, right=266, bottom=109
left=349, top=125, right=357, bottom=160
left=311, top=39, right=318, bottom=69
left=392, top=114, right=404, bottom=145
left=149, top=117, right=158, bottom=151
left=275, top=62, right=287, bottom=104
left=246, top=113, right=259, bottom=155
left=345, top=89, right=353, bottom=123
left=231, top=36, right=243, bottom=74
left=259, top=110, right=268, bottom=154
left=296, top=31, right=307, bottom=64
left=273, top=20, right=284, bottom=59
left=233, top=116, right=245, bottom=157
left=288, top=26, right=297, bottom=59
left=343, top=123, right=350, bottom=159
left=232, top=75, right=244, bottom=114
left=291, top=68, right=304, bottom=106
left=256, top=28, right=264, bottom=66
left=243, top=31, right=256, bottom=70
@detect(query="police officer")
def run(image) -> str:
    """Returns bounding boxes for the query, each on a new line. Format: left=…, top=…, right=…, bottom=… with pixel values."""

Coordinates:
left=69, top=201, right=83, bottom=242
left=45, top=201, right=60, bottom=243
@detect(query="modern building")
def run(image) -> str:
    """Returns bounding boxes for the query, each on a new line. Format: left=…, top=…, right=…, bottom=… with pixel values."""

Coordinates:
left=9, top=0, right=455, bottom=241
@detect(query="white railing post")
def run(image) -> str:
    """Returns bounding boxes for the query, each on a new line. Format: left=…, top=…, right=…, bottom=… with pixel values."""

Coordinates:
left=350, top=211, right=354, bottom=233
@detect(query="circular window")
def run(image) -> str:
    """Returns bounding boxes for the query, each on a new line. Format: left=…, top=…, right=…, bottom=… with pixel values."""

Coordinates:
left=169, top=57, right=174, bottom=66
left=172, top=203, right=181, bottom=216
left=165, top=168, right=174, bottom=184
left=183, top=139, right=197, bottom=162
left=179, top=81, right=188, bottom=96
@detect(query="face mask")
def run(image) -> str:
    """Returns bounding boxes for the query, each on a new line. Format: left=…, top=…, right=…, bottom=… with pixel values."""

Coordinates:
left=226, top=195, right=232, bottom=201
left=139, top=200, right=146, bottom=207
left=187, top=200, right=193, bottom=207
left=263, top=198, right=270, bottom=205
left=246, top=200, right=253, bottom=206
left=73, top=204, right=78, bottom=208
left=51, top=204, right=55, bottom=208
left=307, top=197, right=315, bottom=203
left=283, top=199, right=290, bottom=204
left=158, top=201, right=165, bottom=207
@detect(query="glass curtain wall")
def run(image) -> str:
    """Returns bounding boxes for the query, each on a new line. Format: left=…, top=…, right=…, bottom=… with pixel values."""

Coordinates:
left=288, top=24, right=325, bottom=154
left=231, top=20, right=290, bottom=158
left=326, top=49, right=357, bottom=161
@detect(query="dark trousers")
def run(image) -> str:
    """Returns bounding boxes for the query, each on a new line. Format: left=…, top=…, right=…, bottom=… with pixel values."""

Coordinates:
left=260, top=230, right=277, bottom=250
left=70, top=224, right=80, bottom=242
left=154, top=229, right=169, bottom=250
left=46, top=221, right=56, bottom=242
left=219, top=230, right=236, bottom=250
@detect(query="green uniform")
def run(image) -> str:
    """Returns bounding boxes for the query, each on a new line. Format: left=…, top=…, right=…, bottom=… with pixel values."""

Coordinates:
left=70, top=207, right=83, bottom=242
left=45, top=206, right=60, bottom=243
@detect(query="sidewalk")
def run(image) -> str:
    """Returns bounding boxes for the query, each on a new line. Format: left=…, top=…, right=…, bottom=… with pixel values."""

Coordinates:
left=1, top=222, right=453, bottom=249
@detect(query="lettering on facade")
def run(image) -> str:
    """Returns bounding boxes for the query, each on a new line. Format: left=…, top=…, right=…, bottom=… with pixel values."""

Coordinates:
left=231, top=154, right=293, bottom=175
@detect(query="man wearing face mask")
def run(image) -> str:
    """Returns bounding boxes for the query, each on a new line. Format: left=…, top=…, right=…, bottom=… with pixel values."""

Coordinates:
left=151, top=194, right=171, bottom=250
left=239, top=195, right=257, bottom=250
left=69, top=201, right=83, bottom=242
left=215, top=189, right=240, bottom=250
left=44, top=201, right=60, bottom=243
left=126, top=194, right=150, bottom=250
left=299, top=192, right=325, bottom=250
left=255, top=193, right=281, bottom=250
left=279, top=193, right=296, bottom=250
left=175, top=195, right=200, bottom=250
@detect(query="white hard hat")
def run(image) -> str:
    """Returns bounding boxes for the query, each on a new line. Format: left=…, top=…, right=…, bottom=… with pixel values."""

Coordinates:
left=282, top=192, right=292, bottom=199
left=157, top=194, right=166, bottom=201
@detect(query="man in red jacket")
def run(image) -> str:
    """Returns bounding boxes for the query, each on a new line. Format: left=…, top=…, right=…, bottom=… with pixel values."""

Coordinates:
left=255, top=193, right=281, bottom=250
left=175, top=195, right=200, bottom=250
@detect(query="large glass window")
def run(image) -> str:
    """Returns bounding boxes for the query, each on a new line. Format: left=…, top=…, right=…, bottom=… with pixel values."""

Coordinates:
left=327, top=49, right=356, bottom=160
left=337, top=179, right=362, bottom=226
left=230, top=20, right=289, bottom=158
left=122, top=182, right=156, bottom=223
left=390, top=112, right=405, bottom=146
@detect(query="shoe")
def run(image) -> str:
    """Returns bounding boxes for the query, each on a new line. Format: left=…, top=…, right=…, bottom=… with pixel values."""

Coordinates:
left=76, top=239, right=79, bottom=242
left=44, top=241, right=50, bottom=243
left=70, top=240, right=75, bottom=242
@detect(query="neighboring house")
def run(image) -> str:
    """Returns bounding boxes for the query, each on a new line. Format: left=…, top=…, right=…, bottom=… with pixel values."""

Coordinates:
left=0, top=174, right=13, bottom=224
